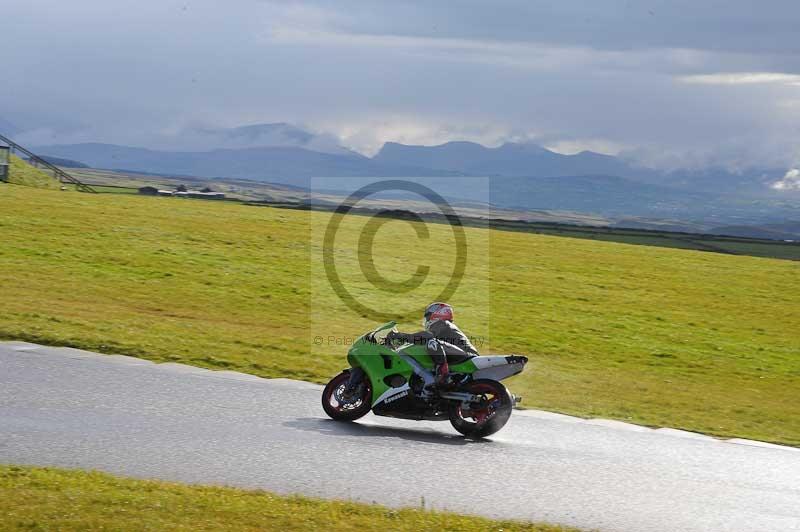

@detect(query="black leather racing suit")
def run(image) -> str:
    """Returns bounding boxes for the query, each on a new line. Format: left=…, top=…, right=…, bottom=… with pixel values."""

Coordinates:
left=392, top=320, right=479, bottom=366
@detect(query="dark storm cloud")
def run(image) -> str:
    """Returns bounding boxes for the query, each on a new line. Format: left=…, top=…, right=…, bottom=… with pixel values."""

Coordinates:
left=298, top=0, right=800, bottom=55
left=2, top=0, right=800, bottom=169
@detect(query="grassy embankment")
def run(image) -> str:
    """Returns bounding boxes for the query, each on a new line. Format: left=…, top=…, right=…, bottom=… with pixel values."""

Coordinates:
left=5, top=155, right=61, bottom=189
left=0, top=184, right=798, bottom=444
left=0, top=465, right=571, bottom=531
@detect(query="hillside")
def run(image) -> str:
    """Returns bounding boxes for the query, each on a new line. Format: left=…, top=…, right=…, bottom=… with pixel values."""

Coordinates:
left=1, top=185, right=798, bottom=444
left=36, top=136, right=787, bottom=198
left=374, top=141, right=647, bottom=179
left=25, top=164, right=800, bottom=257
left=5, top=155, right=61, bottom=189
left=710, top=222, right=800, bottom=240
left=373, top=141, right=788, bottom=195
left=33, top=143, right=461, bottom=185
left=38, top=155, right=89, bottom=168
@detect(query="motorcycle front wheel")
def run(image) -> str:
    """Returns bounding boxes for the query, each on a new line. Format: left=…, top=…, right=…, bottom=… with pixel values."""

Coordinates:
left=321, top=371, right=372, bottom=421
left=448, top=379, right=513, bottom=438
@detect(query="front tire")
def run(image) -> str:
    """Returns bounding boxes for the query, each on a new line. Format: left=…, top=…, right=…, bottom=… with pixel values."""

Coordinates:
left=322, top=371, right=372, bottom=421
left=448, top=379, right=513, bottom=438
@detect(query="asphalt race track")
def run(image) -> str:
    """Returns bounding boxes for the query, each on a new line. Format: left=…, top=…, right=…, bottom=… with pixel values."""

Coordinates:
left=1, top=342, right=799, bottom=531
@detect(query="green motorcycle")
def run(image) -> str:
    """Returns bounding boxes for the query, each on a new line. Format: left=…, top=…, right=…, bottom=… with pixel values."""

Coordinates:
left=321, top=321, right=528, bottom=438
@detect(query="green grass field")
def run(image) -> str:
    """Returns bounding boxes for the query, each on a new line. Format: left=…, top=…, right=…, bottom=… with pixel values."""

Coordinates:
left=59, top=164, right=800, bottom=260
left=492, top=222, right=800, bottom=260
left=0, top=465, right=571, bottom=531
left=1, top=184, right=799, bottom=444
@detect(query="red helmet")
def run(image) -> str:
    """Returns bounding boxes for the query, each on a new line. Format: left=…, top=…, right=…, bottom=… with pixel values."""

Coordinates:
left=423, top=302, right=453, bottom=330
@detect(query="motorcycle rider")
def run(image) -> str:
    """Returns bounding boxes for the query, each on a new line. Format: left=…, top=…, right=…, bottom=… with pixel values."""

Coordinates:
left=387, top=302, right=478, bottom=390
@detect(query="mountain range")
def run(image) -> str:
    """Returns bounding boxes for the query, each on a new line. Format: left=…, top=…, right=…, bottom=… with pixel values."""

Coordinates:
left=19, top=122, right=799, bottom=232
left=31, top=124, right=787, bottom=194
left=374, top=141, right=650, bottom=181
left=31, top=143, right=461, bottom=184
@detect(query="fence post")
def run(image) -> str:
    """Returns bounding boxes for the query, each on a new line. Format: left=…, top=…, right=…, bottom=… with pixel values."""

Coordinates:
left=0, top=145, right=9, bottom=182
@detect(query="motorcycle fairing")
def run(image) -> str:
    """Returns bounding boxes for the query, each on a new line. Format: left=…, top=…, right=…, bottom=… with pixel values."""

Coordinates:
left=470, top=355, right=528, bottom=381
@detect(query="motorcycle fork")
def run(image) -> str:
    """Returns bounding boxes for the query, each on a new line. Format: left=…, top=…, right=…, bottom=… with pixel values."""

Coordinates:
left=345, top=367, right=365, bottom=391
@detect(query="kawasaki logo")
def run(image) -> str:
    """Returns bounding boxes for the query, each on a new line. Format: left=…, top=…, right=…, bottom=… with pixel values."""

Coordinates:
left=385, top=391, right=409, bottom=404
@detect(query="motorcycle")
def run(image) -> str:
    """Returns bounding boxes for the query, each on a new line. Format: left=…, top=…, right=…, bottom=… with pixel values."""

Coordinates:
left=321, top=321, right=528, bottom=438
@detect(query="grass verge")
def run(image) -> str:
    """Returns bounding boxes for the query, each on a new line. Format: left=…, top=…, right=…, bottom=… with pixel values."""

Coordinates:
left=0, top=465, right=573, bottom=531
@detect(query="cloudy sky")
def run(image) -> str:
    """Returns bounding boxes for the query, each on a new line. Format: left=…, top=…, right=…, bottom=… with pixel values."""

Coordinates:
left=3, top=0, right=800, bottom=169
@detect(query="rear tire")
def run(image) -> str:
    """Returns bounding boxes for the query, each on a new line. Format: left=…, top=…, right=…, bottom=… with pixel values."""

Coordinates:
left=448, top=379, right=513, bottom=438
left=322, top=371, right=372, bottom=421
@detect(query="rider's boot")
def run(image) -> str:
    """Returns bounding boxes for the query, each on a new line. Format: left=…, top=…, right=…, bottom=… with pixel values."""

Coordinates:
left=432, top=361, right=455, bottom=391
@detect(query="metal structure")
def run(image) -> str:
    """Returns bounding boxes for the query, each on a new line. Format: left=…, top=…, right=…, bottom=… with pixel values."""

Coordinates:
left=0, top=132, right=96, bottom=193
left=0, top=145, right=8, bottom=182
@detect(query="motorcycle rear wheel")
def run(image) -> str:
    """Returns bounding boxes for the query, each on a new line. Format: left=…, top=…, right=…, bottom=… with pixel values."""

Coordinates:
left=322, top=371, right=372, bottom=421
left=448, top=379, right=513, bottom=438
